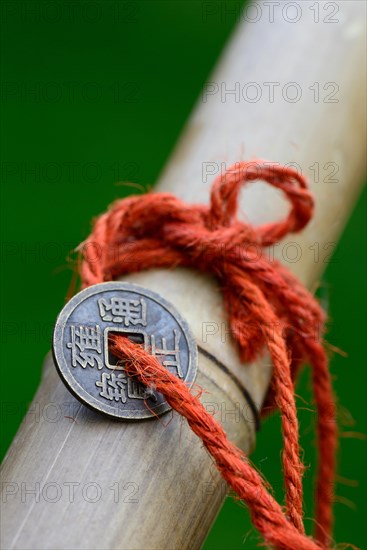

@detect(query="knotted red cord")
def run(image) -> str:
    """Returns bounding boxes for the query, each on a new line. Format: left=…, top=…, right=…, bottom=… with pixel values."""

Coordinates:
left=79, top=161, right=337, bottom=549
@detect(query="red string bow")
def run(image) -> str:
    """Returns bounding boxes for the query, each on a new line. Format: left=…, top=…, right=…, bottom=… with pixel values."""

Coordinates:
left=80, top=161, right=337, bottom=549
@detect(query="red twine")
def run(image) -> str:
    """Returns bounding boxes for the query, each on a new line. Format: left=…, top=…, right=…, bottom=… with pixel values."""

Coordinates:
left=79, top=161, right=337, bottom=550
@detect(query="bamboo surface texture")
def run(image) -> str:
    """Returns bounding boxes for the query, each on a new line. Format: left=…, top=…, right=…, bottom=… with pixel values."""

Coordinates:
left=1, top=2, right=366, bottom=549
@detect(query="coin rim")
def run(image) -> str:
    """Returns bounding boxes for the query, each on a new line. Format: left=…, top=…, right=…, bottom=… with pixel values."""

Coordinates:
left=52, top=282, right=198, bottom=420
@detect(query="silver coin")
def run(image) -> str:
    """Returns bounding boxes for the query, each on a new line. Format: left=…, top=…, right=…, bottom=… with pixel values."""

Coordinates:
left=52, top=282, right=198, bottom=419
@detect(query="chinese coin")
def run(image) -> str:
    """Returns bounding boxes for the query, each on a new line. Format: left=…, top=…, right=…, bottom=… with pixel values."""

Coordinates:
left=52, top=282, right=198, bottom=419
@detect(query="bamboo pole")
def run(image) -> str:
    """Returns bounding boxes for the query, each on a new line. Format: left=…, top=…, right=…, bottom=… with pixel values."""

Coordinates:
left=1, top=2, right=366, bottom=549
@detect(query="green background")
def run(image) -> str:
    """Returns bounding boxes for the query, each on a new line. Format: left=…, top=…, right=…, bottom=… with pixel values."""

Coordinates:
left=1, top=1, right=366, bottom=548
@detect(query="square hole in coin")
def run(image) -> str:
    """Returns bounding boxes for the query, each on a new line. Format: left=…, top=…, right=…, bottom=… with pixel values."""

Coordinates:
left=104, top=328, right=147, bottom=369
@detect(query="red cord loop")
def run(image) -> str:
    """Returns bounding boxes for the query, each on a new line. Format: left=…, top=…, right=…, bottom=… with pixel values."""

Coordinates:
left=209, top=161, right=314, bottom=244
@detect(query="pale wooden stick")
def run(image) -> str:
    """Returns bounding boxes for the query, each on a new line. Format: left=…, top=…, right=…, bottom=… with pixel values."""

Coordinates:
left=1, top=2, right=366, bottom=549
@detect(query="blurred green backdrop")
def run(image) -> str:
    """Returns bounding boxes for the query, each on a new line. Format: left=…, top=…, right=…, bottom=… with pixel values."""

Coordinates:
left=1, top=1, right=365, bottom=549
